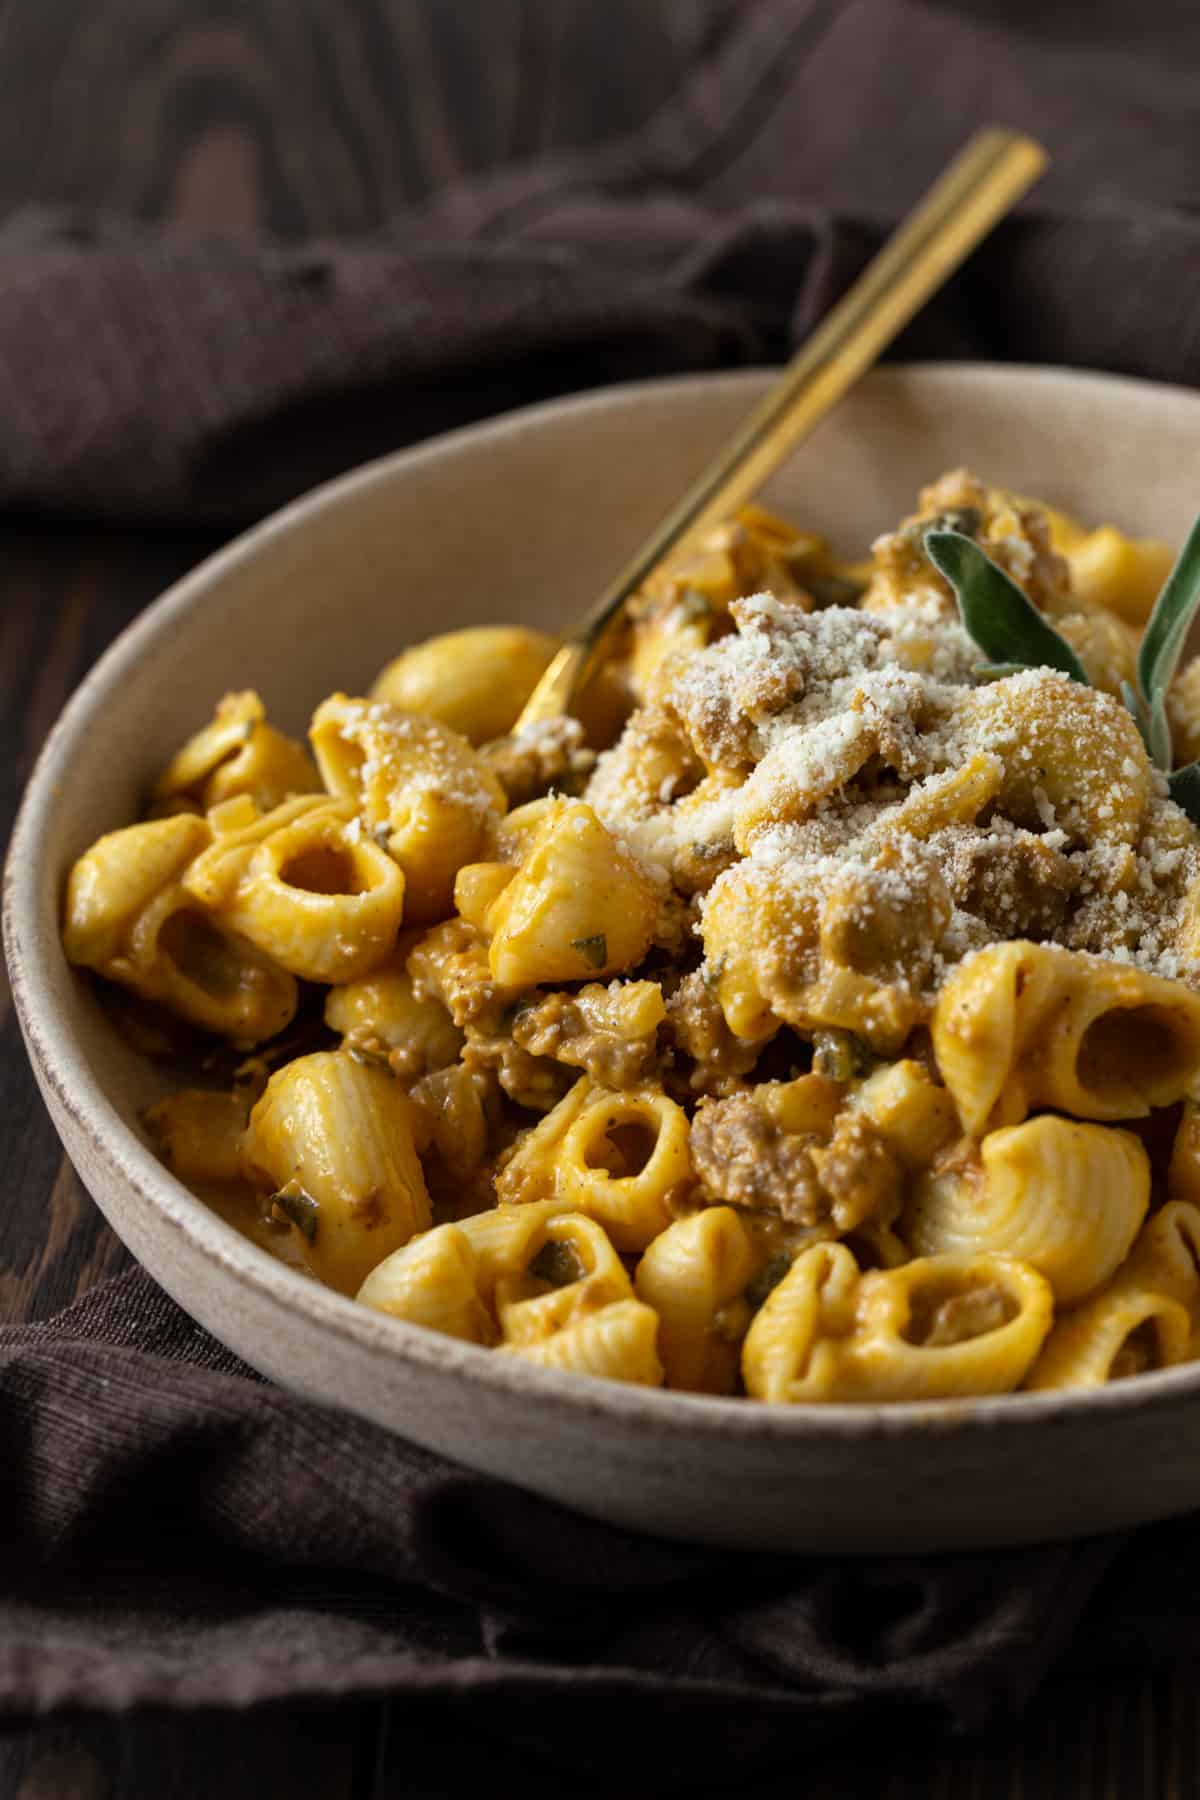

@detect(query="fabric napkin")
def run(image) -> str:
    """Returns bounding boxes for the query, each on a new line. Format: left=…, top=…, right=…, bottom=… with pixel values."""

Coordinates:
left=6, top=0, right=1200, bottom=1784
left=4, top=0, right=1200, bottom=525
left=0, top=1264, right=1175, bottom=1792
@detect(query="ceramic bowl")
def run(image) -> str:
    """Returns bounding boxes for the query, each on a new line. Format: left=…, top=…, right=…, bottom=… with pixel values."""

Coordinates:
left=9, top=363, right=1200, bottom=1552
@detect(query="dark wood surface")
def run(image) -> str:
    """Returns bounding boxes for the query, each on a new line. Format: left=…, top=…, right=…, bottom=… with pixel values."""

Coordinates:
left=0, top=3, right=1195, bottom=1794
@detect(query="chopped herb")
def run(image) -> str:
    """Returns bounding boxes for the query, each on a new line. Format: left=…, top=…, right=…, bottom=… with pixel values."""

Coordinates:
left=924, top=530, right=1089, bottom=686
left=271, top=1185, right=320, bottom=1243
left=529, top=1239, right=586, bottom=1288
left=744, top=1253, right=793, bottom=1313
left=572, top=933, right=608, bottom=970
left=812, top=1028, right=872, bottom=1082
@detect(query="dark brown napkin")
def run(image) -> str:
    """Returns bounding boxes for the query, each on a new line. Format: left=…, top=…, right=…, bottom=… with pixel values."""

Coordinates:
left=7, top=0, right=1200, bottom=1780
left=0, top=1265, right=1152, bottom=1788
left=5, top=0, right=1200, bottom=525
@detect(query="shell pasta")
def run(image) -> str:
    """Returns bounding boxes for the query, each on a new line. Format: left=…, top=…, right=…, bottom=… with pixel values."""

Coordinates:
left=61, top=469, right=1200, bottom=1402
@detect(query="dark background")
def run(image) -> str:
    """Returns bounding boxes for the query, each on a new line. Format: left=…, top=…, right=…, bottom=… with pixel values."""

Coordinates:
left=0, top=1, right=741, bottom=232
left=0, top=3, right=1194, bottom=1794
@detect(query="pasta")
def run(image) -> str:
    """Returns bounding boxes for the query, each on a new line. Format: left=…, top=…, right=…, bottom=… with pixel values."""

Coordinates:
left=907, top=1116, right=1149, bottom=1303
left=60, top=467, right=1200, bottom=1406
left=240, top=1050, right=431, bottom=1293
left=742, top=1244, right=1053, bottom=1403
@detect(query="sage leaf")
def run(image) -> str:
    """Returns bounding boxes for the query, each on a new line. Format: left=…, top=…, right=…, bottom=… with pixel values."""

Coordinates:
left=1136, top=514, right=1200, bottom=773
left=1121, top=679, right=1154, bottom=757
left=271, top=1185, right=320, bottom=1243
left=571, top=933, right=608, bottom=969
left=924, top=529, right=1089, bottom=686
left=744, top=1253, right=794, bottom=1315
left=1168, top=761, right=1200, bottom=826
left=529, top=1240, right=586, bottom=1288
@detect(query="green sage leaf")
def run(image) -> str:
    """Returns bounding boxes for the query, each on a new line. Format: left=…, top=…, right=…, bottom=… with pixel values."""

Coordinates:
left=271, top=1186, right=320, bottom=1243
left=529, top=1240, right=586, bottom=1288
left=1168, top=761, right=1200, bottom=826
left=1137, top=513, right=1200, bottom=772
left=744, top=1253, right=794, bottom=1314
left=571, top=933, right=608, bottom=970
left=924, top=530, right=1089, bottom=686
left=1121, top=679, right=1154, bottom=757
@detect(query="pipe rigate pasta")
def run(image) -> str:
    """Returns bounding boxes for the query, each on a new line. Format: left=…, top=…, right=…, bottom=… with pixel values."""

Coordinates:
left=1058, top=520, right=1175, bottom=626
left=501, top=1298, right=664, bottom=1384
left=370, top=626, right=558, bottom=746
left=497, top=1077, right=690, bottom=1251
left=932, top=942, right=1200, bottom=1133
left=847, top=1060, right=957, bottom=1170
left=357, top=1224, right=495, bottom=1344
left=310, top=694, right=505, bottom=927
left=494, top=1213, right=634, bottom=1346
left=1024, top=1199, right=1200, bottom=1389
left=635, top=1206, right=767, bottom=1393
left=1114, top=1200, right=1200, bottom=1342
left=152, top=690, right=320, bottom=815
left=325, top=946, right=463, bottom=1082
left=144, top=1088, right=250, bottom=1184
left=360, top=1207, right=649, bottom=1376
left=484, top=798, right=659, bottom=987
left=552, top=1083, right=691, bottom=1251
left=908, top=1117, right=1149, bottom=1303
left=740, top=1242, right=862, bottom=1404
left=241, top=1051, right=431, bottom=1294
left=1024, top=1288, right=1192, bottom=1390
left=184, top=795, right=405, bottom=984
left=743, top=1246, right=1052, bottom=1403
left=62, top=475, right=1200, bottom=1402
left=701, top=856, right=935, bottom=1056
left=1167, top=1103, right=1200, bottom=1203
left=63, top=812, right=299, bottom=1043
left=63, top=813, right=213, bottom=970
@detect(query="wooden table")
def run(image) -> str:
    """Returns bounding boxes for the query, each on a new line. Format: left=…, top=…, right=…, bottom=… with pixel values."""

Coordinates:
left=0, top=4, right=1193, bottom=1793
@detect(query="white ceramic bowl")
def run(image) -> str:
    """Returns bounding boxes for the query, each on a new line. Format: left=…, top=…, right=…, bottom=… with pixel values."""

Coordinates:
left=9, top=363, right=1200, bottom=1552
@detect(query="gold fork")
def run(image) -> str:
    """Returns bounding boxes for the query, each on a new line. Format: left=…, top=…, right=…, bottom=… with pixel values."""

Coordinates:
left=513, top=126, right=1046, bottom=733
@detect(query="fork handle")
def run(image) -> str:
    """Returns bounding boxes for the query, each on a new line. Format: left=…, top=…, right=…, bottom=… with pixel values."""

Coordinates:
left=515, top=126, right=1046, bottom=731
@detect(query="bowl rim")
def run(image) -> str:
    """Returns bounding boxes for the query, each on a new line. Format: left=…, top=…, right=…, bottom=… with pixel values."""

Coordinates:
left=8, top=356, right=1200, bottom=1442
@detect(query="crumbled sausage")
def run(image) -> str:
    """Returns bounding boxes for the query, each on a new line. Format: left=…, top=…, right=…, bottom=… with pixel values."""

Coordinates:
left=690, top=1091, right=822, bottom=1223
left=512, top=990, right=658, bottom=1088
left=481, top=717, right=596, bottom=808
left=664, top=969, right=763, bottom=1096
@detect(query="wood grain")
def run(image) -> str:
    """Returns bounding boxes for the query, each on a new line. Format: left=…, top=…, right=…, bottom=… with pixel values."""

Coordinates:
left=1, top=523, right=219, bottom=1324
left=0, top=3, right=1194, bottom=1794
left=0, top=0, right=742, bottom=235
left=0, top=1708, right=369, bottom=1798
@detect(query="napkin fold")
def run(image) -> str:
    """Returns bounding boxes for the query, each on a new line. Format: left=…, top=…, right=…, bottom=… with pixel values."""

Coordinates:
left=5, top=0, right=1200, bottom=524
left=0, top=1266, right=1141, bottom=1788
left=7, top=0, right=1200, bottom=1781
